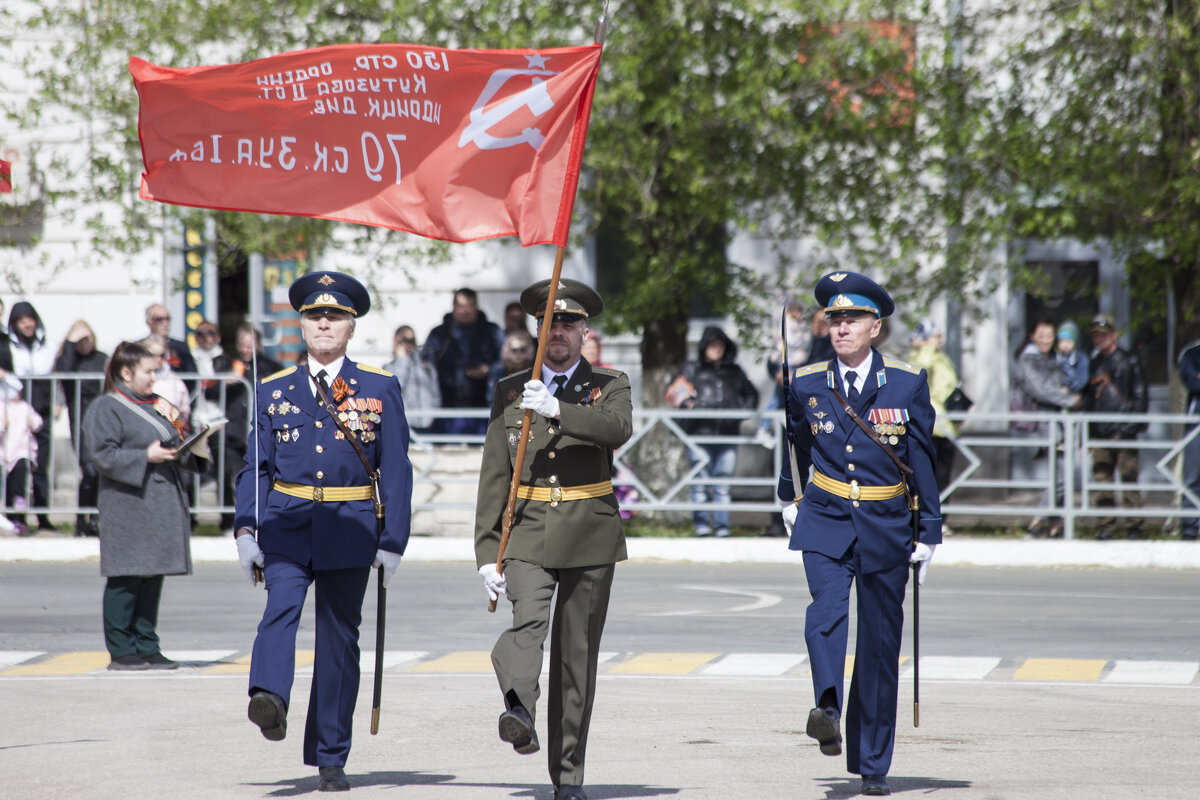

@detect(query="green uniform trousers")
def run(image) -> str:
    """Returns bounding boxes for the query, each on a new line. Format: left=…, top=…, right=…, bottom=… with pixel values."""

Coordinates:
left=102, top=574, right=164, bottom=659
left=492, top=559, right=614, bottom=788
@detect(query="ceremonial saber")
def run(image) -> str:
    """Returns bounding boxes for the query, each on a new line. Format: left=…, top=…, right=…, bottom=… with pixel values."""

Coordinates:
left=780, top=303, right=802, bottom=498
left=488, top=246, right=567, bottom=613
left=371, top=486, right=386, bottom=733
left=371, top=563, right=385, bottom=733
left=910, top=487, right=921, bottom=727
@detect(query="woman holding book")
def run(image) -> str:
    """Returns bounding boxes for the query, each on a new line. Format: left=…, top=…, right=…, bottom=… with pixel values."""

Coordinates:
left=83, top=341, right=201, bottom=671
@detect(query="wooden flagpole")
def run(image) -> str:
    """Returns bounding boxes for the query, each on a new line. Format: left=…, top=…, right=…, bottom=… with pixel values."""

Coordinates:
left=487, top=9, right=608, bottom=612
left=488, top=248, right=567, bottom=612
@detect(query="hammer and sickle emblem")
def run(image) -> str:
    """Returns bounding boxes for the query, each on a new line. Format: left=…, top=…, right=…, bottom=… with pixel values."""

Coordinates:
left=458, top=59, right=559, bottom=152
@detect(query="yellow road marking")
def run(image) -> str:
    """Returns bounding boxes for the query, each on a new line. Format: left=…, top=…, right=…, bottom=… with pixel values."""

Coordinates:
left=3, top=651, right=111, bottom=676
left=608, top=652, right=720, bottom=675
left=407, top=651, right=493, bottom=673
left=1014, top=658, right=1107, bottom=682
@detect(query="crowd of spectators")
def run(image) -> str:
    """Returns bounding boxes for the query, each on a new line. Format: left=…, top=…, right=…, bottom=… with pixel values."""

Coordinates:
left=0, top=286, right=1191, bottom=542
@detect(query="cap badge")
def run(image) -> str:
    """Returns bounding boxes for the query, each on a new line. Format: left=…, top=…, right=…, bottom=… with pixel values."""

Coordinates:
left=318, top=274, right=335, bottom=286
left=831, top=294, right=855, bottom=308
left=830, top=272, right=848, bottom=282
left=554, top=298, right=568, bottom=310
left=314, top=292, right=338, bottom=305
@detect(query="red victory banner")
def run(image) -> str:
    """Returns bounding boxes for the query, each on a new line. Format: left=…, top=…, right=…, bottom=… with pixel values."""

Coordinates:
left=131, top=43, right=603, bottom=246
left=0, top=159, right=12, bottom=193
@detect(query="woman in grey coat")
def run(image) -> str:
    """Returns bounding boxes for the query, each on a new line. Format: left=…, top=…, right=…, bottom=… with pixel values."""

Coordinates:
left=83, top=341, right=199, bottom=671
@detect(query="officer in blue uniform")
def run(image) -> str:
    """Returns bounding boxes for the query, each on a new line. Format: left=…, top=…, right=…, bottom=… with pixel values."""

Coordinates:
left=234, top=271, right=412, bottom=792
left=777, top=271, right=941, bottom=797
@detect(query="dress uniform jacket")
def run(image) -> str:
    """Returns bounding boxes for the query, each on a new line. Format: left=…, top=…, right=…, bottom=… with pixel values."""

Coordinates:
left=778, top=351, right=942, bottom=570
left=234, top=361, right=413, bottom=567
left=475, top=360, right=632, bottom=569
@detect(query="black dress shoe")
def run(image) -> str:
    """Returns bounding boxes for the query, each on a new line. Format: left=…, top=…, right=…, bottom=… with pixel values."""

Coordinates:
left=861, top=774, right=891, bottom=795
left=555, top=785, right=588, bottom=800
left=498, top=705, right=540, bottom=754
left=248, top=691, right=287, bottom=741
left=806, top=706, right=842, bottom=756
left=317, top=766, right=350, bottom=792
left=144, top=653, right=179, bottom=670
left=108, top=654, right=150, bottom=671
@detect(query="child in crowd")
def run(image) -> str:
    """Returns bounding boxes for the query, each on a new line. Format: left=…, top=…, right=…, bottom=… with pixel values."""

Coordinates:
left=1056, top=321, right=1090, bottom=393
left=1, top=376, right=42, bottom=536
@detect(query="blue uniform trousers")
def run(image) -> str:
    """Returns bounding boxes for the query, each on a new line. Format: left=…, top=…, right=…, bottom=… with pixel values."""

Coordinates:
left=249, top=554, right=370, bottom=767
left=803, top=543, right=908, bottom=777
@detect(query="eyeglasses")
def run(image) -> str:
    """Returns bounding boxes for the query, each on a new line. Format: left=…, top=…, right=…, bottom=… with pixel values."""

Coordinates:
left=196, top=329, right=217, bottom=337
left=149, top=315, right=170, bottom=323
left=398, top=338, right=416, bottom=345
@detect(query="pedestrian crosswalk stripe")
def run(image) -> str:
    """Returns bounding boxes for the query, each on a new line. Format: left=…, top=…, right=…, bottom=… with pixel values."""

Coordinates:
left=380, top=651, right=430, bottom=670
left=0, top=651, right=43, bottom=670
left=1103, top=659, right=1200, bottom=685
left=609, top=652, right=720, bottom=675
left=903, top=656, right=1002, bottom=680
left=3, top=651, right=110, bottom=676
left=1014, top=658, right=1107, bottom=682
left=0, top=651, right=1197, bottom=684
left=701, top=653, right=807, bottom=676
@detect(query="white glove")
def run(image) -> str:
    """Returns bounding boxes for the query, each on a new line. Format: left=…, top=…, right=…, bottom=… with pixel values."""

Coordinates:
left=373, top=549, right=403, bottom=588
left=478, top=563, right=507, bottom=602
left=781, top=501, right=799, bottom=535
left=909, top=542, right=937, bottom=586
left=235, top=533, right=265, bottom=586
left=520, top=380, right=560, bottom=419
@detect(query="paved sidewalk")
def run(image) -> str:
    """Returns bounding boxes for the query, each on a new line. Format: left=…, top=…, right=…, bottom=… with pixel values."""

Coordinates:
left=4, top=533, right=1200, bottom=568
left=2, top=668, right=1193, bottom=799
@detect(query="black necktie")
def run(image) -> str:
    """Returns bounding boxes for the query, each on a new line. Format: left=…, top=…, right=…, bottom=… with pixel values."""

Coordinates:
left=847, top=372, right=860, bottom=404
left=315, top=369, right=330, bottom=403
left=551, top=374, right=568, bottom=397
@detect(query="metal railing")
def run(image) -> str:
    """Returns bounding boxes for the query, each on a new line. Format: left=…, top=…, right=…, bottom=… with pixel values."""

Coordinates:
left=9, top=373, right=1198, bottom=540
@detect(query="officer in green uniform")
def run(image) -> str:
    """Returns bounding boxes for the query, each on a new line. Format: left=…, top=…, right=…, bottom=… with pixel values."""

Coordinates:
left=475, top=279, right=633, bottom=800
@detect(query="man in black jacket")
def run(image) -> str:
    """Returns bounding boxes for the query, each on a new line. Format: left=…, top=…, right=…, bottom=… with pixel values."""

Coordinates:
left=671, top=326, right=759, bottom=538
left=422, top=288, right=503, bottom=436
left=1085, top=315, right=1148, bottom=539
left=55, top=321, right=109, bottom=536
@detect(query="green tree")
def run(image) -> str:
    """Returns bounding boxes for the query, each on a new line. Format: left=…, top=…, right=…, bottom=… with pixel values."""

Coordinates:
left=967, top=0, right=1200, bottom=350
left=7, top=0, right=1200, bottom=398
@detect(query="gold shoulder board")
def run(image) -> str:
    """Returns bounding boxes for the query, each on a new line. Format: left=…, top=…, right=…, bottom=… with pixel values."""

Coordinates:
left=261, top=366, right=297, bottom=384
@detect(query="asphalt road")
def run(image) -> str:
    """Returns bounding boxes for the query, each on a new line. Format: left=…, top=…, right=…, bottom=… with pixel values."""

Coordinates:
left=2, top=561, right=1198, bottom=800
left=2, top=560, right=1198, bottom=660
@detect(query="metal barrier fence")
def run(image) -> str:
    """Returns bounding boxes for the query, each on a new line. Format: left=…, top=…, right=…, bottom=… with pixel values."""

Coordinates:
left=0, top=372, right=253, bottom=524
left=8, top=371, right=1198, bottom=540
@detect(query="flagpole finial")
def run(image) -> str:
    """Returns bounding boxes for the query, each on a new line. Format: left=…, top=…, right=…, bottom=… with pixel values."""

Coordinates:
left=594, top=4, right=610, bottom=45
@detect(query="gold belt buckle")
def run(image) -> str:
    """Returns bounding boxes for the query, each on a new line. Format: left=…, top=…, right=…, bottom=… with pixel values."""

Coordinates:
left=550, top=486, right=562, bottom=506
left=848, top=480, right=861, bottom=501
left=312, top=486, right=324, bottom=503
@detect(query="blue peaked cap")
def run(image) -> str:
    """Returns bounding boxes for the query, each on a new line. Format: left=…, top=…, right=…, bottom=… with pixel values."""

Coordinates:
left=814, top=271, right=895, bottom=318
left=288, top=271, right=371, bottom=317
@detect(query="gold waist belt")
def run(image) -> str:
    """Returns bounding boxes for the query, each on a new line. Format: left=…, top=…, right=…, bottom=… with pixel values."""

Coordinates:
left=516, top=480, right=613, bottom=504
left=273, top=480, right=373, bottom=503
left=811, top=471, right=904, bottom=501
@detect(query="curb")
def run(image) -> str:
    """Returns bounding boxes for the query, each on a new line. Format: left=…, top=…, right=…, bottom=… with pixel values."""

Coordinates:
left=2, top=535, right=1199, bottom=569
